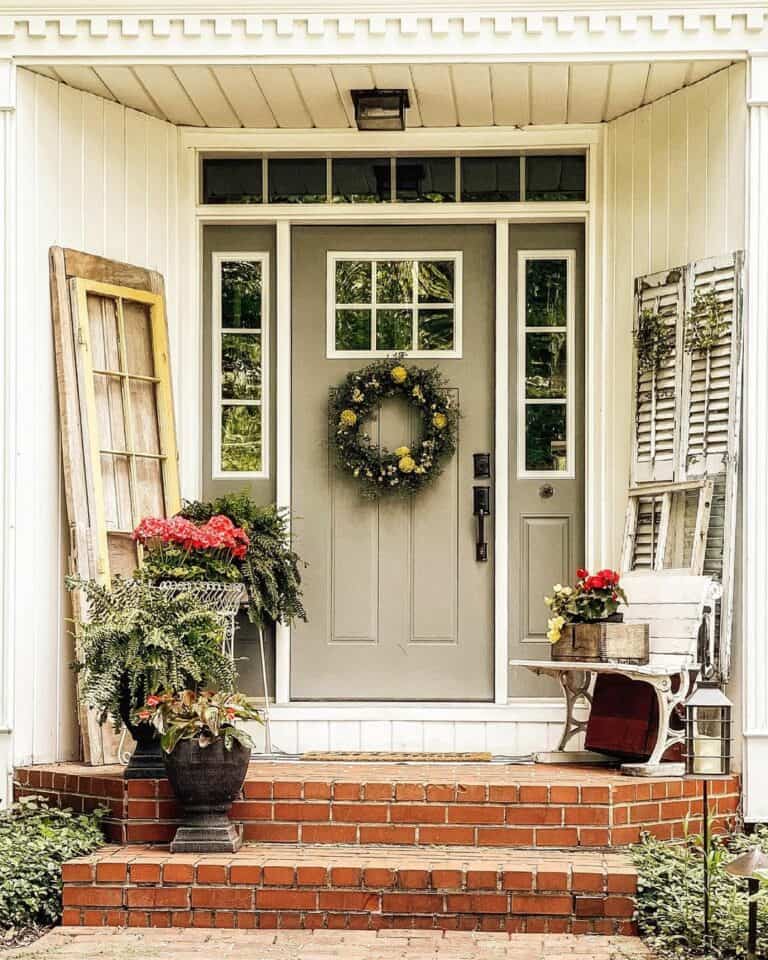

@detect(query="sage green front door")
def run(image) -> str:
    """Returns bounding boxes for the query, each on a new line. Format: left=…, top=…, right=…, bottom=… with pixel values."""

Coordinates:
left=291, top=225, right=495, bottom=700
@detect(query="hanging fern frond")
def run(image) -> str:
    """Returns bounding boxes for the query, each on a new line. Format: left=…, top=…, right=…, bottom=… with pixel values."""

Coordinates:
left=67, top=577, right=236, bottom=729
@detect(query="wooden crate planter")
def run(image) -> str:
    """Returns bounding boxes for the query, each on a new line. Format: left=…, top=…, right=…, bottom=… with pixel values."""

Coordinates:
left=551, top=621, right=650, bottom=665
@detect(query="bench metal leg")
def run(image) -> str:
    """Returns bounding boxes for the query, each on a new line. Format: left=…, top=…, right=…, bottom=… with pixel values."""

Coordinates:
left=557, top=670, right=593, bottom=751
left=621, top=670, right=689, bottom=777
left=534, top=669, right=615, bottom=765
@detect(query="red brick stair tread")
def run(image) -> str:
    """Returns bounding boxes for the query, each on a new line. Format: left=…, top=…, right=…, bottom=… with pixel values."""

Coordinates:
left=61, top=843, right=637, bottom=934
left=15, top=760, right=740, bottom=849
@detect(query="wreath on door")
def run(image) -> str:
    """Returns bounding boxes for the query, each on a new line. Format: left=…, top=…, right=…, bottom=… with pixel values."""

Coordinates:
left=329, top=358, right=459, bottom=499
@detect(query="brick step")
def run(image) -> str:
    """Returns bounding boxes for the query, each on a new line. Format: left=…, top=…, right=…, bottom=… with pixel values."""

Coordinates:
left=61, top=843, right=638, bottom=934
left=15, top=760, right=740, bottom=848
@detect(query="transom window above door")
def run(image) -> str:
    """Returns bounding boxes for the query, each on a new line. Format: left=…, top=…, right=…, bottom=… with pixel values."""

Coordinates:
left=328, top=253, right=462, bottom=358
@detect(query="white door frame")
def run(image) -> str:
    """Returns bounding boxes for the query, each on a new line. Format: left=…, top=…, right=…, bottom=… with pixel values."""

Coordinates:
left=179, top=125, right=606, bottom=710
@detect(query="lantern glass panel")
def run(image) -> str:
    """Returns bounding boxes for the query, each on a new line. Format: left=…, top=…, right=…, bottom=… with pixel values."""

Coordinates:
left=686, top=698, right=732, bottom=777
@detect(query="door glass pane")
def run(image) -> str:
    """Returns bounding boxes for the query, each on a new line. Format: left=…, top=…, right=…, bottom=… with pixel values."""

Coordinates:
left=418, top=309, right=454, bottom=351
left=525, top=333, right=567, bottom=398
left=222, top=261, right=262, bottom=328
left=221, top=405, right=262, bottom=472
left=268, top=158, right=326, bottom=203
left=336, top=310, right=371, bottom=350
left=461, top=156, right=521, bottom=202
left=93, top=374, right=127, bottom=450
left=332, top=157, right=391, bottom=203
left=203, top=158, right=263, bottom=204
left=525, top=405, right=567, bottom=472
left=525, top=259, right=567, bottom=327
left=376, top=261, right=413, bottom=303
left=335, top=260, right=371, bottom=304
left=525, top=155, right=586, bottom=202
left=88, top=294, right=120, bottom=370
left=100, top=453, right=132, bottom=530
left=135, top=457, right=165, bottom=518
left=221, top=333, right=262, bottom=400
left=376, top=310, right=413, bottom=351
left=123, top=302, right=155, bottom=376
left=129, top=380, right=161, bottom=453
left=418, top=261, right=454, bottom=303
left=396, top=157, right=456, bottom=202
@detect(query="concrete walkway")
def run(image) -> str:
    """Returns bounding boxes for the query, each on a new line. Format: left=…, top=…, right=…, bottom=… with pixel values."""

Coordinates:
left=5, top=928, right=651, bottom=960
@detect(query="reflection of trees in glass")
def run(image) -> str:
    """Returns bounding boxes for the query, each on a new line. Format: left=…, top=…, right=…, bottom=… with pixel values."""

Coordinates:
left=526, top=332, right=567, bottom=398
left=332, top=159, right=391, bottom=203
left=377, top=310, right=412, bottom=350
left=221, top=334, right=261, bottom=400
left=336, top=310, right=371, bottom=350
left=418, top=310, right=454, bottom=351
left=221, top=405, right=261, bottom=472
left=418, top=261, right=454, bottom=303
left=525, top=260, right=567, bottom=327
left=335, top=261, right=371, bottom=304
left=376, top=261, right=413, bottom=303
left=526, top=404, right=567, bottom=471
left=222, top=261, right=261, bottom=328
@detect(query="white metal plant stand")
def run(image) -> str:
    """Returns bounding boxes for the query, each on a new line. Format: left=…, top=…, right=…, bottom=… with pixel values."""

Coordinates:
left=159, top=581, right=277, bottom=756
left=159, top=581, right=246, bottom=660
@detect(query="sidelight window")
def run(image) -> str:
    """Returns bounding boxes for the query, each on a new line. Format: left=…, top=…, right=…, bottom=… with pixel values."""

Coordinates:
left=213, top=253, right=268, bottom=476
left=328, top=253, right=462, bottom=358
left=518, top=252, right=574, bottom=477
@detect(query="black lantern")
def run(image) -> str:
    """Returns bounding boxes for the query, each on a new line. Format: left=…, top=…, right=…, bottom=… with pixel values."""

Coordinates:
left=684, top=680, right=733, bottom=777
left=350, top=89, right=410, bottom=131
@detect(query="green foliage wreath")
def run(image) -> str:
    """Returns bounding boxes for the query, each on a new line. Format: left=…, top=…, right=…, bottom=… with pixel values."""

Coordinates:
left=329, top=359, right=459, bottom=498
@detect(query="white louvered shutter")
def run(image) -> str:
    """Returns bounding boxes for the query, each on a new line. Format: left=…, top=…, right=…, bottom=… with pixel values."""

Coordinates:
left=679, top=253, right=744, bottom=480
left=681, top=253, right=744, bottom=682
left=631, top=268, right=684, bottom=484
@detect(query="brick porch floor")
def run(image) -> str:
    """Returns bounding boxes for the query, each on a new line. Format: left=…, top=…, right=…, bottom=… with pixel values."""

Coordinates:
left=5, top=928, right=652, bottom=959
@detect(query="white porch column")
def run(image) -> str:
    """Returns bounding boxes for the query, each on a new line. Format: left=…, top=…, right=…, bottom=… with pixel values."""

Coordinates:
left=0, top=58, right=16, bottom=803
left=743, top=54, right=768, bottom=822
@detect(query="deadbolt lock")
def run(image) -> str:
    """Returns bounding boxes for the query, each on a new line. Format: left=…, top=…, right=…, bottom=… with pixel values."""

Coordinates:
left=539, top=483, right=555, bottom=500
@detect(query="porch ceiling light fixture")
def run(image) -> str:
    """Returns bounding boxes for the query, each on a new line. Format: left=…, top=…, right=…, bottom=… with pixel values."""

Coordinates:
left=350, top=88, right=410, bottom=131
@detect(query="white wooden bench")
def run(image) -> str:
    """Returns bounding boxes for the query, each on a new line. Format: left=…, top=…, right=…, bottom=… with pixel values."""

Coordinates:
left=510, top=573, right=722, bottom=776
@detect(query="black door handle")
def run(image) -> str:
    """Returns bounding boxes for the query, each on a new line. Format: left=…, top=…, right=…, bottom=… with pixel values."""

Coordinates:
left=473, top=486, right=491, bottom=562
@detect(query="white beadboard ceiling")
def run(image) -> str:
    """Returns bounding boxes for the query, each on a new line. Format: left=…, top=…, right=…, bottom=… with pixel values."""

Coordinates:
left=28, top=60, right=732, bottom=128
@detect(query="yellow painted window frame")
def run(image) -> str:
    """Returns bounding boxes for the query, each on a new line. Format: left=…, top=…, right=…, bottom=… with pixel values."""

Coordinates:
left=70, top=278, right=181, bottom=583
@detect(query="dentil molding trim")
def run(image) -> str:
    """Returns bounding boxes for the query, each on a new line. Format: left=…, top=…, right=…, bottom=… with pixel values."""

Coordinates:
left=0, top=9, right=767, bottom=57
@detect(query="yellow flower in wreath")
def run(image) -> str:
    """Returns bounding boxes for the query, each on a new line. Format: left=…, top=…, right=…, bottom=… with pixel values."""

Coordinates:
left=394, top=446, right=411, bottom=457
left=432, top=412, right=448, bottom=430
left=398, top=455, right=416, bottom=473
left=391, top=365, right=408, bottom=384
left=339, top=409, right=357, bottom=428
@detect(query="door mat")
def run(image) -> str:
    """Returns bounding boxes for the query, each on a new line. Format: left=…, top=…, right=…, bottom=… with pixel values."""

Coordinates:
left=300, top=751, right=493, bottom=762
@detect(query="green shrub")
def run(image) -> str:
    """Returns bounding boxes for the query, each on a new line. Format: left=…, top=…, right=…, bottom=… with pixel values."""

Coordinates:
left=632, top=825, right=768, bottom=958
left=0, top=797, right=105, bottom=930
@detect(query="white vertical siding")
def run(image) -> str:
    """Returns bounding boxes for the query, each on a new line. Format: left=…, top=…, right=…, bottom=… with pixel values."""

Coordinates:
left=10, top=69, right=179, bottom=767
left=603, top=64, right=747, bottom=564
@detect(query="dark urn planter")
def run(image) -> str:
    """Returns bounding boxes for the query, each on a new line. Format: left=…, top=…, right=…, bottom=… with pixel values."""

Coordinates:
left=164, top=737, right=250, bottom=853
left=118, top=682, right=166, bottom=780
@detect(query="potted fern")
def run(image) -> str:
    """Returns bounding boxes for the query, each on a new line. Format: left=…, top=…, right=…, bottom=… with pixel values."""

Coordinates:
left=68, top=577, right=235, bottom=778
left=141, top=689, right=261, bottom=852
